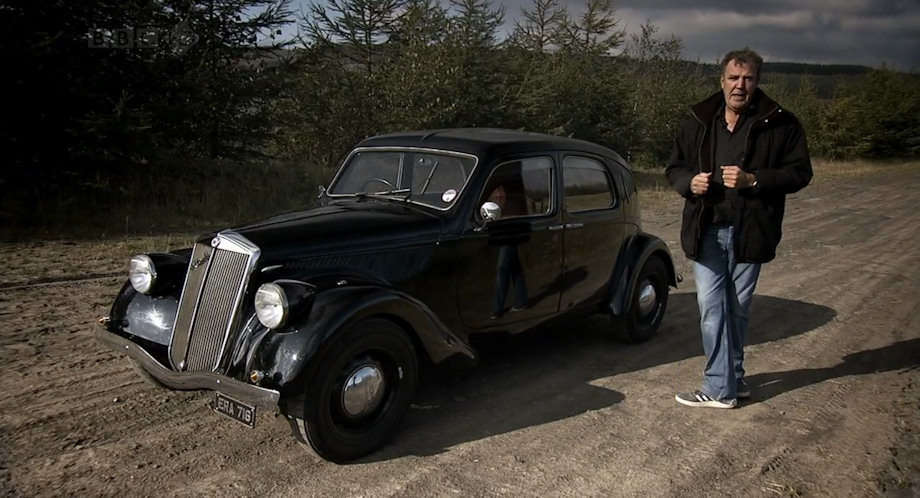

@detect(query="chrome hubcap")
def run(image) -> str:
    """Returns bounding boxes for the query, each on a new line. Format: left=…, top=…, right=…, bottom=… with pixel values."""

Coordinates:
left=341, top=362, right=385, bottom=418
left=637, top=280, right=658, bottom=318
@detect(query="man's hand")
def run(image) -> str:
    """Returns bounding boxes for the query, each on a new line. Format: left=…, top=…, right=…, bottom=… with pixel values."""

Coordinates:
left=721, top=165, right=756, bottom=189
left=691, top=172, right=711, bottom=196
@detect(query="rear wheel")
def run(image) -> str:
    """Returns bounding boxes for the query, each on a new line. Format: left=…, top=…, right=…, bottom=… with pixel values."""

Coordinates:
left=614, top=257, right=669, bottom=343
left=298, top=318, right=418, bottom=462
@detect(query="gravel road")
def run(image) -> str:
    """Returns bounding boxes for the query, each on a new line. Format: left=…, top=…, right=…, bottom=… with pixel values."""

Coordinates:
left=1, top=165, right=918, bottom=496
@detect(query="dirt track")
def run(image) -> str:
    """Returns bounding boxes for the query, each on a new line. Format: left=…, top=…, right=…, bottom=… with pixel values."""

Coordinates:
left=2, top=166, right=918, bottom=496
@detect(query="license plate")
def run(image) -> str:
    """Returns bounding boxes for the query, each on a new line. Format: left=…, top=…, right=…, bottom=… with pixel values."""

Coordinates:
left=213, top=392, right=256, bottom=428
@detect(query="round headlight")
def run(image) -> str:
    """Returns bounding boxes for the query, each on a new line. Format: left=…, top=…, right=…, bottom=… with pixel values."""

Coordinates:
left=129, top=255, right=156, bottom=294
left=255, top=283, right=288, bottom=329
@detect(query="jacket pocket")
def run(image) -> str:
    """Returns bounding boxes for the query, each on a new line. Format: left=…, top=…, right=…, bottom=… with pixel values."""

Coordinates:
left=681, top=198, right=703, bottom=259
left=738, top=201, right=783, bottom=263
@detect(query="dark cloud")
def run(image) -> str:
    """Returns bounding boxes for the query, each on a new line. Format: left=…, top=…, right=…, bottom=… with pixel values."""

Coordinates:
left=497, top=0, right=920, bottom=69
left=300, top=0, right=918, bottom=70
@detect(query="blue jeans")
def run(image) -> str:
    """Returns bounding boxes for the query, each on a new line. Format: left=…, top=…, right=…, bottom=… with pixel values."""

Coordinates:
left=694, top=223, right=761, bottom=400
left=493, top=244, right=528, bottom=314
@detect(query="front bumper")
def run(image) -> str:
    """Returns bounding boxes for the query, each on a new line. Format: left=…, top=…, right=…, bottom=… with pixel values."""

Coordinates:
left=95, top=325, right=280, bottom=410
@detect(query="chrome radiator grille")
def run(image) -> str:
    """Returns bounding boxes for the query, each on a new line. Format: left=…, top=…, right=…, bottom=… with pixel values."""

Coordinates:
left=169, top=232, right=259, bottom=372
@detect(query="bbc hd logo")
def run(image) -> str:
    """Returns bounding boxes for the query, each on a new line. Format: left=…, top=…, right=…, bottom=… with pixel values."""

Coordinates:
left=87, top=21, right=198, bottom=54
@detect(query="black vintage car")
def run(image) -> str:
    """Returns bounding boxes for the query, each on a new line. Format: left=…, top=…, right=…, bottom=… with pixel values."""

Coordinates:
left=97, top=128, right=677, bottom=462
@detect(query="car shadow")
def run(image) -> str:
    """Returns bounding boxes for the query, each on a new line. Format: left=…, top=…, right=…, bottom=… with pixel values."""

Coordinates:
left=359, top=293, right=837, bottom=462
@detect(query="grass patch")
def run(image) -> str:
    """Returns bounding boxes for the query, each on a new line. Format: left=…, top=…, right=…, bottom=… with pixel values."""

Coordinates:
left=809, top=158, right=920, bottom=183
left=1, top=155, right=332, bottom=241
left=632, top=159, right=920, bottom=192
left=2, top=159, right=916, bottom=242
left=631, top=159, right=920, bottom=213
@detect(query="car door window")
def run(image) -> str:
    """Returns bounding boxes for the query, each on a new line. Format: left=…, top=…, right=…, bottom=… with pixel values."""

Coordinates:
left=479, top=156, right=554, bottom=220
left=563, top=156, right=615, bottom=212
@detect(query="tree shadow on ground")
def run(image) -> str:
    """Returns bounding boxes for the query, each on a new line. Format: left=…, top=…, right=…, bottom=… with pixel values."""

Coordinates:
left=358, top=293, right=838, bottom=462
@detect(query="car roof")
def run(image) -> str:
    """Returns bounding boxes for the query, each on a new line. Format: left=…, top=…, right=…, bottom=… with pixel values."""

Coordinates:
left=355, top=128, right=629, bottom=168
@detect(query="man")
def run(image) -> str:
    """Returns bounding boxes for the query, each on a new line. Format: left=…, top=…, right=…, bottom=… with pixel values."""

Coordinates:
left=486, top=181, right=529, bottom=318
left=665, top=48, right=813, bottom=408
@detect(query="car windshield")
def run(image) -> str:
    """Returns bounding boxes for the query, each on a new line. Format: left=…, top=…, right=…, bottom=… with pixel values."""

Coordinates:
left=328, top=148, right=478, bottom=210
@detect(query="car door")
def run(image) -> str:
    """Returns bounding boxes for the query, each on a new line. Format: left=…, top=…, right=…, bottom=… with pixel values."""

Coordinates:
left=457, top=156, right=564, bottom=329
left=558, top=155, right=625, bottom=311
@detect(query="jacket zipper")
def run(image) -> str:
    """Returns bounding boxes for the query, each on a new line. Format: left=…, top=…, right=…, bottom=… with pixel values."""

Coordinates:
left=734, top=103, right=781, bottom=257
left=742, top=103, right=780, bottom=166
left=692, top=110, right=707, bottom=258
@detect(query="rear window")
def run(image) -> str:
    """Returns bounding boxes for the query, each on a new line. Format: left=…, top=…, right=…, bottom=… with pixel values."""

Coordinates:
left=563, top=156, right=615, bottom=212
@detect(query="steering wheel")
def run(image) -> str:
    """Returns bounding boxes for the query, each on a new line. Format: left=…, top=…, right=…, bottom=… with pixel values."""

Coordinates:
left=361, top=178, right=395, bottom=191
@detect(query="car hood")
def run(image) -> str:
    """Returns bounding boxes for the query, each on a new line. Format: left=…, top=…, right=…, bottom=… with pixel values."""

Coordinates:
left=221, top=199, right=444, bottom=264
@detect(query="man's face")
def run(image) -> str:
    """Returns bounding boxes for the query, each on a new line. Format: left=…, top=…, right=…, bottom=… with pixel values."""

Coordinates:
left=720, top=59, right=758, bottom=113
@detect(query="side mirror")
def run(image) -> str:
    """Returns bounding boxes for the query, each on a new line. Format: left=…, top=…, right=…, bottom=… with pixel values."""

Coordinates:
left=317, top=185, right=327, bottom=199
left=480, top=201, right=502, bottom=222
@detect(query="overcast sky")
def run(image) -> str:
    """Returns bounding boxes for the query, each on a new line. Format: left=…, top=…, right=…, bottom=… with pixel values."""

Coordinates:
left=296, top=1, right=919, bottom=70
left=499, top=0, right=920, bottom=70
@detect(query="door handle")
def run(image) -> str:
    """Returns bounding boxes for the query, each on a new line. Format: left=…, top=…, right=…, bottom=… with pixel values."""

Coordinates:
left=548, top=225, right=565, bottom=231
left=565, top=223, right=584, bottom=229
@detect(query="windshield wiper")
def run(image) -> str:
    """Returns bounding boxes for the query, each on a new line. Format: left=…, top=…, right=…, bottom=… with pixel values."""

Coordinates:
left=353, top=188, right=412, bottom=201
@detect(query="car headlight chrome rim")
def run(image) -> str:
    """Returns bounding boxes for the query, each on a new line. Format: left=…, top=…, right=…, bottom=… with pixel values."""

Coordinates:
left=255, top=283, right=288, bottom=329
left=129, top=255, right=156, bottom=294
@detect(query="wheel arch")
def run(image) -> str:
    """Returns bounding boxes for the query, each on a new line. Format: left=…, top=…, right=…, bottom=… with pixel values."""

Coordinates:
left=252, top=285, right=474, bottom=399
left=289, top=315, right=420, bottom=462
left=609, top=232, right=677, bottom=316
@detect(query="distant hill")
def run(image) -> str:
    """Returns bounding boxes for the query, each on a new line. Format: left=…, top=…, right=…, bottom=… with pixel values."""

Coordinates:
left=683, top=60, right=874, bottom=76
left=675, top=60, right=876, bottom=99
left=763, top=62, right=873, bottom=76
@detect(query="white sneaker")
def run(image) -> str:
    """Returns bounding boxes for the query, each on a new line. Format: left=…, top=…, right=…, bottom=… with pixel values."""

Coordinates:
left=675, top=390, right=737, bottom=408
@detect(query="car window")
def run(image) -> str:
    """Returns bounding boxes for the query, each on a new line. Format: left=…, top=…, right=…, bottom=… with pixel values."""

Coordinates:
left=328, top=148, right=477, bottom=210
left=332, top=151, right=403, bottom=192
left=479, top=156, right=554, bottom=220
left=563, top=156, right=615, bottom=212
left=410, top=154, right=469, bottom=195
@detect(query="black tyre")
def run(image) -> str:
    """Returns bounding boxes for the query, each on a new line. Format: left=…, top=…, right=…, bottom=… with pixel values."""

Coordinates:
left=615, top=256, right=669, bottom=343
left=298, top=318, right=418, bottom=462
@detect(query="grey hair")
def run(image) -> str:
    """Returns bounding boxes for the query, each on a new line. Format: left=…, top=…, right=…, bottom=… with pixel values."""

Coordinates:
left=720, top=48, right=764, bottom=79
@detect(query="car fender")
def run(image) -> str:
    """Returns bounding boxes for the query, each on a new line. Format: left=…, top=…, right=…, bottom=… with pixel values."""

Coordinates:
left=246, top=284, right=474, bottom=395
left=609, top=232, right=677, bottom=316
left=108, top=281, right=178, bottom=349
left=107, top=249, right=191, bottom=341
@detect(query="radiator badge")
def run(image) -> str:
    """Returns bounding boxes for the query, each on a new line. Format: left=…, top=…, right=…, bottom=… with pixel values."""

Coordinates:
left=211, top=235, right=221, bottom=247
left=191, top=251, right=210, bottom=269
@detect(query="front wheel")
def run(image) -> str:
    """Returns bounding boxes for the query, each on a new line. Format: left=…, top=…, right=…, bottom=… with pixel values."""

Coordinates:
left=614, top=257, right=669, bottom=343
left=297, top=318, right=418, bottom=462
